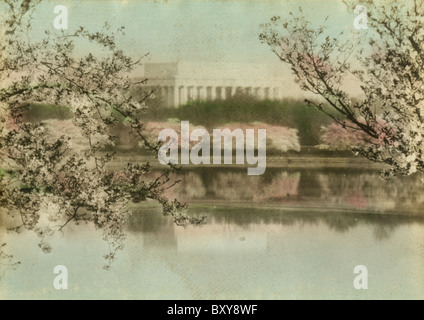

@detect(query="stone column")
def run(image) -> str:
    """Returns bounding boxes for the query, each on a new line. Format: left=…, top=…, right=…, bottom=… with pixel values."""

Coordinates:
left=230, top=87, right=236, bottom=97
left=179, top=86, right=188, bottom=106
left=254, top=87, right=259, bottom=98
left=225, top=86, right=235, bottom=99
left=223, top=87, right=228, bottom=100
left=216, top=87, right=223, bottom=100
left=197, top=86, right=206, bottom=101
left=159, top=87, right=169, bottom=108
left=167, top=86, right=176, bottom=108
left=245, top=87, right=252, bottom=96
left=211, top=87, right=217, bottom=101
left=206, top=87, right=212, bottom=101
left=256, top=87, right=265, bottom=100
left=264, top=87, right=270, bottom=100
left=187, top=86, right=194, bottom=102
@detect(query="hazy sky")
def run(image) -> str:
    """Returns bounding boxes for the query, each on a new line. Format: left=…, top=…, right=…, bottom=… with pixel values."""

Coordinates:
left=30, top=0, right=359, bottom=63
left=26, top=0, right=365, bottom=98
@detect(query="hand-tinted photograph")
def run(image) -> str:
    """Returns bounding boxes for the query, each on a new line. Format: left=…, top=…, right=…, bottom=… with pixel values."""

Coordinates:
left=1, top=0, right=423, bottom=300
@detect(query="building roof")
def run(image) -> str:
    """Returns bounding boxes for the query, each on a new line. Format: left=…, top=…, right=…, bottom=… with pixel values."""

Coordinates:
left=142, top=61, right=286, bottom=81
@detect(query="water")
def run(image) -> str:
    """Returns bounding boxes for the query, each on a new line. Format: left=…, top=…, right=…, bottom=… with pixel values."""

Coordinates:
left=1, top=167, right=424, bottom=299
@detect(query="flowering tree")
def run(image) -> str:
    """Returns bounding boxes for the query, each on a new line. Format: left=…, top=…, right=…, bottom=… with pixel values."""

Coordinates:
left=260, top=0, right=424, bottom=177
left=319, top=120, right=388, bottom=151
left=0, top=0, right=205, bottom=269
left=0, top=243, right=20, bottom=279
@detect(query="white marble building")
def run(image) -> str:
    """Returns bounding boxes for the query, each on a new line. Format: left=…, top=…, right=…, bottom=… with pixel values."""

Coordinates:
left=136, top=62, right=287, bottom=108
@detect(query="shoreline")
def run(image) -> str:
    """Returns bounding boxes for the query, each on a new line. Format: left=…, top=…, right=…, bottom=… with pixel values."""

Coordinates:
left=128, top=201, right=424, bottom=221
left=106, top=154, right=385, bottom=170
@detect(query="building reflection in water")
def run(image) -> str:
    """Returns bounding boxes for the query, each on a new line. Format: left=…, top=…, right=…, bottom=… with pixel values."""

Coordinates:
left=127, top=167, right=424, bottom=254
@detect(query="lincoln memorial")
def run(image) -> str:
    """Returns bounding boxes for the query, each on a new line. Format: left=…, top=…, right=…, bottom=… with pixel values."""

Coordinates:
left=136, top=62, right=287, bottom=108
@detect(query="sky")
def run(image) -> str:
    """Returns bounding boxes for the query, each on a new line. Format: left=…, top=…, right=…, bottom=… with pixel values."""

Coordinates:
left=24, top=0, right=365, bottom=98
left=29, top=0, right=359, bottom=63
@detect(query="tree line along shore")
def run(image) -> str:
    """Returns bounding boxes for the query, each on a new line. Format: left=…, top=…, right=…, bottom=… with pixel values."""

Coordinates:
left=23, top=96, right=366, bottom=155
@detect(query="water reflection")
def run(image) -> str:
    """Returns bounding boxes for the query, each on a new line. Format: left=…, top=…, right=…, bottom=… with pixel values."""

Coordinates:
left=159, top=168, right=424, bottom=214
left=128, top=205, right=424, bottom=247
left=1, top=167, right=424, bottom=299
left=128, top=167, right=424, bottom=245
